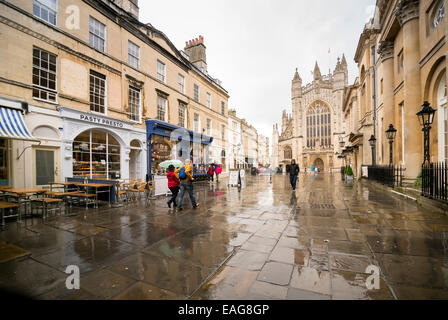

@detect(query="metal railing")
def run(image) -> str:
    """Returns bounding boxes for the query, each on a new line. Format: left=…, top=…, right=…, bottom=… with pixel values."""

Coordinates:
left=422, top=162, right=448, bottom=202
left=367, top=165, right=404, bottom=188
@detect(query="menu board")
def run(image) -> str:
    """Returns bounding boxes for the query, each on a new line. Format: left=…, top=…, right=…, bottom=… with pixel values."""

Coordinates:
left=228, top=171, right=240, bottom=186
left=154, top=175, right=171, bottom=196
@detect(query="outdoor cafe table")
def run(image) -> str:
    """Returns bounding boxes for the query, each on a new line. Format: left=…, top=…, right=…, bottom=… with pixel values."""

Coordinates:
left=48, top=182, right=79, bottom=192
left=0, top=201, right=20, bottom=226
left=75, top=183, right=113, bottom=207
left=1, top=188, right=47, bottom=215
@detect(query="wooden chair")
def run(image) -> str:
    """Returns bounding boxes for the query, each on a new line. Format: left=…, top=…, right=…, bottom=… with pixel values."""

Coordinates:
left=127, top=182, right=147, bottom=201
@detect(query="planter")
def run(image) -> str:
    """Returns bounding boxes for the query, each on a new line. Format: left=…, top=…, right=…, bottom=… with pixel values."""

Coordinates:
left=345, top=175, right=354, bottom=183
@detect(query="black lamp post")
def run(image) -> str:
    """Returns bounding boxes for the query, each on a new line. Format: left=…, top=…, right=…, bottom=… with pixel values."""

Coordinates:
left=416, top=101, right=436, bottom=165
left=369, top=135, right=377, bottom=166
left=385, top=124, right=397, bottom=165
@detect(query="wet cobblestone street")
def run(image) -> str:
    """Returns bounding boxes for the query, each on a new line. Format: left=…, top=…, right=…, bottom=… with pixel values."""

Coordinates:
left=1, top=173, right=448, bottom=300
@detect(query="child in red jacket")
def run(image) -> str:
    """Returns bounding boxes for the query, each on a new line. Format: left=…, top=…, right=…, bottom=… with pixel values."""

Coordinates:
left=167, top=165, right=180, bottom=208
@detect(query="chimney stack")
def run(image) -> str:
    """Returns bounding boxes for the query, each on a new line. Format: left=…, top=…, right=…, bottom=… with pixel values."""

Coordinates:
left=184, top=35, right=207, bottom=72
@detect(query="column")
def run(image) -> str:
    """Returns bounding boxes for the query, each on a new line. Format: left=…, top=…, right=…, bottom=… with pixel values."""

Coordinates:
left=378, top=40, right=395, bottom=164
left=396, top=0, right=421, bottom=177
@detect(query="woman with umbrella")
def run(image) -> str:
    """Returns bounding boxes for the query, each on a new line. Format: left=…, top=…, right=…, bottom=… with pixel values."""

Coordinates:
left=159, top=160, right=183, bottom=209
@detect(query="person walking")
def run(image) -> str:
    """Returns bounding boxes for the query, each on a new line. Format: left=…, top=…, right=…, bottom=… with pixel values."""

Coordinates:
left=215, top=164, right=222, bottom=183
left=175, top=159, right=199, bottom=211
left=207, top=164, right=215, bottom=183
left=166, top=165, right=180, bottom=209
left=289, top=159, right=300, bottom=191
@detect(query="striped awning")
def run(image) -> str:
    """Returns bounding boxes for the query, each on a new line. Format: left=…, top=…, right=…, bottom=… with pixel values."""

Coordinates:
left=0, top=107, right=37, bottom=141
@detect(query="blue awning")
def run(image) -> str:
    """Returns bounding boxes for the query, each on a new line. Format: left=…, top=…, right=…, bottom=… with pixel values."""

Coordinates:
left=0, top=107, right=37, bottom=141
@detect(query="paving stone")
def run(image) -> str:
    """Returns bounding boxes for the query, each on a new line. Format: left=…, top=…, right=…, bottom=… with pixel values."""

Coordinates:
left=290, top=266, right=331, bottom=295
left=248, top=281, right=288, bottom=300
left=286, top=288, right=331, bottom=300
left=257, top=262, right=293, bottom=286
left=226, top=250, right=268, bottom=271
left=269, top=246, right=295, bottom=264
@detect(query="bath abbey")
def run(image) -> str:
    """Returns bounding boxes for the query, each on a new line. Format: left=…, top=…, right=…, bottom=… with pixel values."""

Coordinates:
left=272, top=57, right=349, bottom=172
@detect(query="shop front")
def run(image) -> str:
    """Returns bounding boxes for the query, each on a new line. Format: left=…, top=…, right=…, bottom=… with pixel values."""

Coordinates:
left=146, top=120, right=213, bottom=178
left=59, top=107, right=146, bottom=182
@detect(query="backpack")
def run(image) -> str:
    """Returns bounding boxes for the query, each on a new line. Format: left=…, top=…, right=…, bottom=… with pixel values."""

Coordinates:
left=179, top=166, right=187, bottom=180
left=216, top=166, right=222, bottom=174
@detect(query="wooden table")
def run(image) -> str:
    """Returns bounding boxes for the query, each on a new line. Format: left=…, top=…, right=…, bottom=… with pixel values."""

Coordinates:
left=0, top=201, right=20, bottom=226
left=3, top=188, right=47, bottom=217
left=76, top=183, right=113, bottom=207
left=48, top=182, right=79, bottom=192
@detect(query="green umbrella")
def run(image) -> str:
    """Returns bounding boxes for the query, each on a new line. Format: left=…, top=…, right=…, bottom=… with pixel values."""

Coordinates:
left=159, top=160, right=183, bottom=168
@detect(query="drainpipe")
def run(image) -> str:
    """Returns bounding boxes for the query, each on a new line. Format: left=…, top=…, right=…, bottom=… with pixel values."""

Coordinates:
left=371, top=45, right=377, bottom=166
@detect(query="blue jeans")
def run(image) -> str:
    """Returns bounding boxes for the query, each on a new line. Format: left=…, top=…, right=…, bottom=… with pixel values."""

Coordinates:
left=290, top=175, right=298, bottom=190
left=178, top=181, right=197, bottom=209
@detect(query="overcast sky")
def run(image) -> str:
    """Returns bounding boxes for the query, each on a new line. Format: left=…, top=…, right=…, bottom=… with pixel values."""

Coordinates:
left=139, top=0, right=376, bottom=139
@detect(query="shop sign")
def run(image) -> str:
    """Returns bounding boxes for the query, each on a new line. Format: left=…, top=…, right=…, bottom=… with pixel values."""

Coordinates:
left=79, top=114, right=124, bottom=128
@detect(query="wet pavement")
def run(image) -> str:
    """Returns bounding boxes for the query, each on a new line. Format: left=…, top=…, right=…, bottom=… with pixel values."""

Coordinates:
left=0, top=173, right=448, bottom=300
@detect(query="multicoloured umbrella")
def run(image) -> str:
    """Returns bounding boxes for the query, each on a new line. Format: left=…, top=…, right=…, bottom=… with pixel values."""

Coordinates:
left=159, top=160, right=183, bottom=168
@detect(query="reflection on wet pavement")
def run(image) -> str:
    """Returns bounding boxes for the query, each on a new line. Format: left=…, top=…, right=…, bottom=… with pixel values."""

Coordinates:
left=0, top=173, right=447, bottom=299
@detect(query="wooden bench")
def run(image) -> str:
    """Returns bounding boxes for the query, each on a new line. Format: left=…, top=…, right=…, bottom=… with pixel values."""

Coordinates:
left=0, top=202, right=20, bottom=227
left=69, top=192, right=97, bottom=208
left=32, top=198, right=63, bottom=219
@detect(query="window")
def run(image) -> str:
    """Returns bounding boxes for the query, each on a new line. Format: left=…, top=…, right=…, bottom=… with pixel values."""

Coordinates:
left=178, top=104, right=186, bottom=127
left=207, top=119, right=211, bottom=136
left=284, top=147, right=292, bottom=160
left=128, top=41, right=140, bottom=68
left=221, top=102, right=225, bottom=115
left=33, top=0, right=57, bottom=26
left=32, top=47, right=57, bottom=103
left=73, top=130, right=121, bottom=179
left=233, top=121, right=237, bottom=130
left=380, top=79, right=384, bottom=94
left=398, top=51, right=404, bottom=73
left=0, top=139, right=10, bottom=186
left=89, top=17, right=106, bottom=52
left=194, top=84, right=199, bottom=102
left=206, top=93, right=211, bottom=108
left=194, top=113, right=200, bottom=132
left=128, top=86, right=141, bottom=122
left=157, top=60, right=166, bottom=83
left=178, top=74, right=185, bottom=93
left=433, top=1, right=445, bottom=28
left=221, top=125, right=225, bottom=140
left=89, top=70, right=106, bottom=114
left=306, top=103, right=331, bottom=148
left=157, top=96, right=167, bottom=121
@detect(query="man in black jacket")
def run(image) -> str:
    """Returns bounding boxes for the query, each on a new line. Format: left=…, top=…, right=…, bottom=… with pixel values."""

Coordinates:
left=289, top=159, right=300, bottom=191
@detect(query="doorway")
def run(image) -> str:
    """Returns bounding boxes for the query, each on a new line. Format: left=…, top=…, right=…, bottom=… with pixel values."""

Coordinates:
left=313, top=158, right=324, bottom=172
left=129, top=140, right=142, bottom=180
left=34, top=147, right=60, bottom=187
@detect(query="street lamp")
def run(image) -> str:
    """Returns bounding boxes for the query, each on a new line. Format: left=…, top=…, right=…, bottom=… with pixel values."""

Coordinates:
left=369, top=135, right=377, bottom=166
left=416, top=101, right=436, bottom=164
left=385, top=124, right=397, bottom=165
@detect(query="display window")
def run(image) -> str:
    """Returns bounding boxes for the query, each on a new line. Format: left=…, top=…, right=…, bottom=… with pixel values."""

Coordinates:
left=73, top=129, right=121, bottom=179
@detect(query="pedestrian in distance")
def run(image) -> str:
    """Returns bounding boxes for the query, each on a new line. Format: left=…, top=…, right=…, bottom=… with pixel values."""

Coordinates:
left=175, top=159, right=199, bottom=211
left=215, top=164, right=222, bottom=183
left=207, top=164, right=215, bottom=183
left=289, top=159, right=300, bottom=191
left=166, top=165, right=180, bottom=209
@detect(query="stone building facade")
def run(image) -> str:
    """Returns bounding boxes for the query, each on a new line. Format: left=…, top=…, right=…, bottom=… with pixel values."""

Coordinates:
left=0, top=0, right=229, bottom=187
left=272, top=60, right=348, bottom=172
left=343, top=0, right=447, bottom=181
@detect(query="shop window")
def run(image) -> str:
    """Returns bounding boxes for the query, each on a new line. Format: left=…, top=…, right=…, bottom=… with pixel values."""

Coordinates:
left=33, top=0, right=57, bottom=26
left=128, top=86, right=141, bottom=122
left=72, top=130, right=121, bottom=179
left=32, top=47, right=57, bottom=103
left=0, top=139, right=10, bottom=186
left=90, top=70, right=106, bottom=114
left=151, top=135, right=173, bottom=175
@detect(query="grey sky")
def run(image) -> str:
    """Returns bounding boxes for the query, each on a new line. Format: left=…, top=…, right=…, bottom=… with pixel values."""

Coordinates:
left=139, top=0, right=376, bottom=139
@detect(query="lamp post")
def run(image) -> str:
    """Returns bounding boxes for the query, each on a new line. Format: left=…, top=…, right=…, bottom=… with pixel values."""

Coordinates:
left=416, top=101, right=436, bottom=165
left=385, top=124, right=397, bottom=165
left=369, top=135, right=377, bottom=166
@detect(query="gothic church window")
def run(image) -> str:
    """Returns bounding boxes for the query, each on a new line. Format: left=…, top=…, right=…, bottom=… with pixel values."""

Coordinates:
left=306, top=103, right=331, bottom=148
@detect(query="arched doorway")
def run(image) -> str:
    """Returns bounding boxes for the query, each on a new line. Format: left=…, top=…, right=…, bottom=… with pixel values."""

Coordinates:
left=129, top=139, right=143, bottom=179
left=313, top=158, right=324, bottom=172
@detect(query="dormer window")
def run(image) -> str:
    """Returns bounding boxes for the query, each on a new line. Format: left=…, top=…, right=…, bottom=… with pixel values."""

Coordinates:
left=433, top=1, right=445, bottom=28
